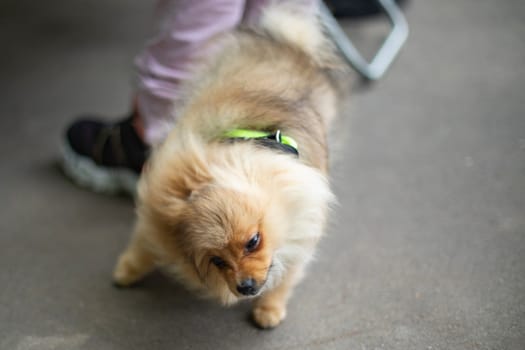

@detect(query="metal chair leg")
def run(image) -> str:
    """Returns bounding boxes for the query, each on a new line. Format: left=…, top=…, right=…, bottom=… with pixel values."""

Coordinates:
left=321, top=0, right=409, bottom=80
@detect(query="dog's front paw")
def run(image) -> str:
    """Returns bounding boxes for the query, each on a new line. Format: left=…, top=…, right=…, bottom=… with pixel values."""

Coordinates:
left=252, top=304, right=286, bottom=329
left=112, top=253, right=143, bottom=287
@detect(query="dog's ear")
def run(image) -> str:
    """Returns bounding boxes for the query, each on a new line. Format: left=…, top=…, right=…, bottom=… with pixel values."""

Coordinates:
left=164, top=149, right=212, bottom=200
left=138, top=145, right=212, bottom=225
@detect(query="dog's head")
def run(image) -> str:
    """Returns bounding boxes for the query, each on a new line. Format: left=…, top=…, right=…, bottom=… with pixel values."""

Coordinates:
left=180, top=184, right=281, bottom=302
left=139, top=139, right=332, bottom=305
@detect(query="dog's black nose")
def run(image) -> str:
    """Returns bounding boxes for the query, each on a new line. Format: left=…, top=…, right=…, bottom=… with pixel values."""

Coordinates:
left=237, top=278, right=258, bottom=296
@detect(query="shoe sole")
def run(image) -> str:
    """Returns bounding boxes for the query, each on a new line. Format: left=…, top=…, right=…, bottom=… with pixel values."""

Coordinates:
left=60, top=139, right=139, bottom=197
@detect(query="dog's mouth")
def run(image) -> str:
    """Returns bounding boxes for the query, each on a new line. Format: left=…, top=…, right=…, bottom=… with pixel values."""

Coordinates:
left=231, top=262, right=273, bottom=298
left=231, top=278, right=267, bottom=298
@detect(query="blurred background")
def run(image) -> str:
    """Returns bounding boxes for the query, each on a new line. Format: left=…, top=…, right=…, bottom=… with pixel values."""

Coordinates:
left=0, top=1, right=524, bottom=349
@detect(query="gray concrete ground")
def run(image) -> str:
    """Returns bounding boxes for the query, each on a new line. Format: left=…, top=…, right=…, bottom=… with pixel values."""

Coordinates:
left=1, top=1, right=524, bottom=349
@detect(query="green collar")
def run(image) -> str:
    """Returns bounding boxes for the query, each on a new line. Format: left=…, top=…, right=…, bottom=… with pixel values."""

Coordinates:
left=223, top=129, right=299, bottom=156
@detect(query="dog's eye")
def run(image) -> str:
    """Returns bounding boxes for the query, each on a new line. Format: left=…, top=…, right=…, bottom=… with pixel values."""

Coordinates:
left=245, top=232, right=261, bottom=253
left=210, top=256, right=227, bottom=268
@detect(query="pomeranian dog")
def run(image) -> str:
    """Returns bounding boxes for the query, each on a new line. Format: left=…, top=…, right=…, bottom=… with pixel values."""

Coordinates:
left=113, top=3, right=339, bottom=329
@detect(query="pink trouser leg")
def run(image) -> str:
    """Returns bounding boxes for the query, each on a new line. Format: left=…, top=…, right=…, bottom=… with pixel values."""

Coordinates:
left=135, top=0, right=246, bottom=145
left=135, top=0, right=318, bottom=145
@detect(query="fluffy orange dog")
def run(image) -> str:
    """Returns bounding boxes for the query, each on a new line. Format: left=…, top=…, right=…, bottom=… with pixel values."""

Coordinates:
left=113, top=4, right=338, bottom=328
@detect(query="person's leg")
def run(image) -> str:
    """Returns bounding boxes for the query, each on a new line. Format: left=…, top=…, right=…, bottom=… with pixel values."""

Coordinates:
left=63, top=0, right=246, bottom=195
left=136, top=0, right=246, bottom=145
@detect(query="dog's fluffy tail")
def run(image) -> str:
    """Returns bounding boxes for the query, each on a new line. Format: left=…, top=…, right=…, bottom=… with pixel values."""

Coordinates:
left=259, top=1, right=337, bottom=68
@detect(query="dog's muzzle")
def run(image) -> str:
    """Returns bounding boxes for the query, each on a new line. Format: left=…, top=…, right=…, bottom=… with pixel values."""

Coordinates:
left=236, top=278, right=259, bottom=296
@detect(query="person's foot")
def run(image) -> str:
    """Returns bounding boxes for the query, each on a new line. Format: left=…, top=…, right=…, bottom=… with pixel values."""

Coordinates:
left=61, top=114, right=149, bottom=196
left=327, top=0, right=406, bottom=18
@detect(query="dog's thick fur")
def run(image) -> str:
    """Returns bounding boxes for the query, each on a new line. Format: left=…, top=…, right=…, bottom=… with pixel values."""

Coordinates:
left=113, top=4, right=338, bottom=328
